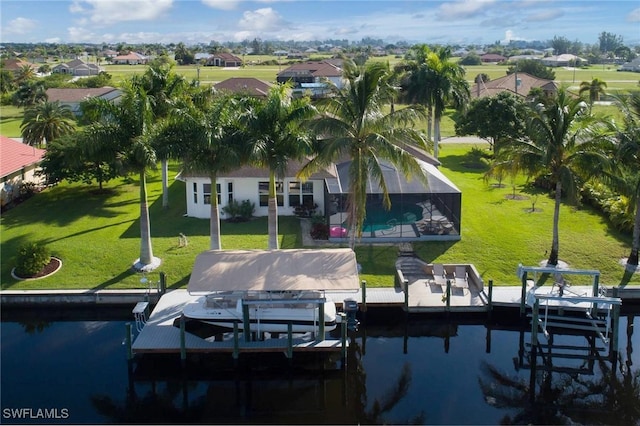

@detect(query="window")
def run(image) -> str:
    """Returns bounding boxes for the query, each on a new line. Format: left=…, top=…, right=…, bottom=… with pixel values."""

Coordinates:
left=288, top=181, right=314, bottom=207
left=259, top=181, right=283, bottom=207
left=227, top=182, right=233, bottom=203
left=203, top=184, right=211, bottom=205
left=192, top=182, right=198, bottom=204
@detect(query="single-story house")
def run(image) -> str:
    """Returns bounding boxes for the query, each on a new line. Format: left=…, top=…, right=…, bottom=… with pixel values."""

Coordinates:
left=619, top=58, right=640, bottom=72
left=470, top=72, right=558, bottom=99
left=45, top=86, right=122, bottom=115
left=179, top=145, right=462, bottom=241
left=480, top=53, right=507, bottom=63
left=0, top=136, right=45, bottom=208
left=276, top=60, right=344, bottom=98
left=52, top=59, right=102, bottom=76
left=1, top=58, right=37, bottom=74
left=213, top=77, right=273, bottom=97
left=112, top=52, right=148, bottom=65
left=206, top=53, right=243, bottom=67
left=541, top=54, right=587, bottom=67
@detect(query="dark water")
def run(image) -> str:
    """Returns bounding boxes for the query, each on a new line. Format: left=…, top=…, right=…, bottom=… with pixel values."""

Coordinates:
left=2, top=307, right=640, bottom=425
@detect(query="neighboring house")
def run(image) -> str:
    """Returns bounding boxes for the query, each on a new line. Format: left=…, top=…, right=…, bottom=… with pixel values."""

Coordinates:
left=177, top=159, right=334, bottom=220
left=480, top=54, right=507, bottom=63
left=619, top=58, right=640, bottom=72
left=0, top=136, right=45, bottom=208
left=213, top=77, right=274, bottom=97
left=205, top=53, right=243, bottom=67
left=52, top=59, right=102, bottom=76
left=470, top=72, right=558, bottom=99
left=1, top=58, right=37, bottom=74
left=112, top=52, right=148, bottom=65
left=45, top=86, right=122, bottom=115
left=541, top=54, right=587, bottom=67
left=276, top=60, right=344, bottom=98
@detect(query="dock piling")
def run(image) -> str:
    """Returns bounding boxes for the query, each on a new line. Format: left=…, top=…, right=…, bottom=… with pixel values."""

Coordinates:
left=339, top=313, right=347, bottom=369
left=125, top=323, right=133, bottom=360
left=487, top=279, right=494, bottom=316
left=287, top=322, right=293, bottom=359
left=179, top=314, right=186, bottom=364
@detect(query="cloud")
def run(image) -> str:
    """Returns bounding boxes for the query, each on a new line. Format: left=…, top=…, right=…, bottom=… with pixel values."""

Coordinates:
left=437, top=0, right=496, bottom=20
left=70, top=0, right=174, bottom=25
left=201, top=0, right=239, bottom=11
left=526, top=9, right=564, bottom=22
left=238, top=7, right=290, bottom=32
left=3, top=17, right=38, bottom=35
left=628, top=8, right=640, bottom=22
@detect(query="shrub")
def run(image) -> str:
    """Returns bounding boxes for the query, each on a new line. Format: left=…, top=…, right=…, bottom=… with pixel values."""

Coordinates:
left=310, top=223, right=329, bottom=240
left=222, top=199, right=255, bottom=222
left=15, top=242, right=51, bottom=277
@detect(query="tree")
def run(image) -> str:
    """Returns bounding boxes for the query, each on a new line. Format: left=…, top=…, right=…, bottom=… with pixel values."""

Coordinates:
left=15, top=64, right=36, bottom=84
left=20, top=100, right=76, bottom=147
left=454, top=91, right=527, bottom=152
left=458, top=54, right=482, bottom=66
left=497, top=89, right=610, bottom=265
left=599, top=31, right=624, bottom=54
left=81, top=82, right=161, bottom=271
left=301, top=60, right=429, bottom=248
left=174, top=42, right=194, bottom=65
left=507, top=59, right=555, bottom=80
left=579, top=78, right=607, bottom=108
left=12, top=80, right=47, bottom=107
left=550, top=35, right=572, bottom=55
left=243, top=84, right=316, bottom=250
left=0, top=68, right=15, bottom=94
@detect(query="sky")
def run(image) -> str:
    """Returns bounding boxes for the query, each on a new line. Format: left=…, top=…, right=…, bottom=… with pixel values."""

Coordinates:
left=1, top=0, right=639, bottom=46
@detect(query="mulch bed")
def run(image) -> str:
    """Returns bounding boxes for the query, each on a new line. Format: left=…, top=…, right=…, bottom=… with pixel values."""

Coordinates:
left=13, top=257, right=61, bottom=279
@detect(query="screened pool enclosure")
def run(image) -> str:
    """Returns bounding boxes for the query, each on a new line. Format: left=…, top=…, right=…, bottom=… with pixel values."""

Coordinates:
left=324, top=159, right=461, bottom=242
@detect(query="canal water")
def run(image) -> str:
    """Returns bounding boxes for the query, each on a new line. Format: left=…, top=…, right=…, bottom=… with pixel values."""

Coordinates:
left=2, top=307, right=639, bottom=424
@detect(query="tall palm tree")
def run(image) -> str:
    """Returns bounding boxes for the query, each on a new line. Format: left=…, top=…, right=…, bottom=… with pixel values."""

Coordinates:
left=609, top=92, right=640, bottom=267
left=243, top=84, right=316, bottom=250
left=397, top=44, right=435, bottom=142
left=579, top=78, right=608, bottom=109
left=300, top=59, right=429, bottom=249
left=81, top=81, right=161, bottom=271
left=152, top=93, right=246, bottom=250
left=497, top=88, right=610, bottom=266
left=21, top=100, right=76, bottom=147
left=12, top=79, right=46, bottom=107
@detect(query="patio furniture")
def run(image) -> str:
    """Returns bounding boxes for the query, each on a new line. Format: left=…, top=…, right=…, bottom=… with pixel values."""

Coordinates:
left=453, top=265, right=469, bottom=294
left=381, top=219, right=397, bottom=235
left=431, top=263, right=448, bottom=290
left=330, top=226, right=347, bottom=238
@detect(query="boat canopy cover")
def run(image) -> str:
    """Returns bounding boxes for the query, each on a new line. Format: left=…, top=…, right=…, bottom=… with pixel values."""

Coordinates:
left=187, top=248, right=360, bottom=293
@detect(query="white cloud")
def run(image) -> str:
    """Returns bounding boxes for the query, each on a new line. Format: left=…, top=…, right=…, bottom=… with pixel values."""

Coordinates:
left=526, top=10, right=564, bottom=22
left=3, top=17, right=38, bottom=35
left=238, top=7, right=289, bottom=32
left=70, top=0, right=174, bottom=25
left=437, top=0, right=496, bottom=20
left=628, top=8, right=640, bottom=22
left=201, top=0, right=239, bottom=11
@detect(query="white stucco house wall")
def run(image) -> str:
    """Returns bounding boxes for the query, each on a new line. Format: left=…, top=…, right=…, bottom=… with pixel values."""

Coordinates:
left=0, top=136, right=45, bottom=208
left=177, top=160, right=335, bottom=219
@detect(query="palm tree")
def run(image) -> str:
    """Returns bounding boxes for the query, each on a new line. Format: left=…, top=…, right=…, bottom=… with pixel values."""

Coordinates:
left=20, top=100, right=76, bottom=147
left=610, top=92, right=640, bottom=267
left=497, top=88, right=610, bottom=266
left=12, top=80, right=47, bottom=107
left=152, top=93, right=246, bottom=250
left=243, top=84, right=316, bottom=250
left=81, top=81, right=161, bottom=271
left=579, top=78, right=608, bottom=109
left=300, top=59, right=429, bottom=249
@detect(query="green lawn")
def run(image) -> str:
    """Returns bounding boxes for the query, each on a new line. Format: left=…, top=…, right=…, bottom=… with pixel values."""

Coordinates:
left=1, top=143, right=637, bottom=291
left=0, top=105, right=24, bottom=138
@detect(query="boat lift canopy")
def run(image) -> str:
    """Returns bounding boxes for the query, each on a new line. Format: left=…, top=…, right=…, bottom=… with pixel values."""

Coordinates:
left=187, top=248, right=361, bottom=294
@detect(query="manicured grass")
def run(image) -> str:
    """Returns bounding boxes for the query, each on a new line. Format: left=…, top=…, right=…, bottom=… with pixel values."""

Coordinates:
left=2, top=144, right=637, bottom=291
left=0, top=105, right=24, bottom=138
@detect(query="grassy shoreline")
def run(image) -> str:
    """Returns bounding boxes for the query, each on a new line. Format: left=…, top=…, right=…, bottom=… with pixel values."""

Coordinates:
left=2, top=142, right=637, bottom=291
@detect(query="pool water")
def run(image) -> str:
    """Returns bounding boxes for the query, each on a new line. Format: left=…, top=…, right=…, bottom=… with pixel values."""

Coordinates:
left=2, top=308, right=640, bottom=424
left=361, top=204, right=422, bottom=232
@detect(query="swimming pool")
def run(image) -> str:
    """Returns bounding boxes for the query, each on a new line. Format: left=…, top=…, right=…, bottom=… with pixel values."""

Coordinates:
left=361, top=204, right=422, bottom=232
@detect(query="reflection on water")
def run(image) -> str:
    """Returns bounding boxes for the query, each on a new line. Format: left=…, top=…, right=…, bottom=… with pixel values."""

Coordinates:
left=2, top=307, right=640, bottom=424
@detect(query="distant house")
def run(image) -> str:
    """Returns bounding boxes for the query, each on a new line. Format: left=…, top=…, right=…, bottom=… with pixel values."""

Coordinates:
left=213, top=77, right=273, bottom=97
left=541, top=54, right=587, bottom=67
left=2, top=58, right=37, bottom=74
left=52, top=59, right=102, bottom=76
left=619, top=58, right=640, bottom=72
left=276, top=60, right=344, bottom=98
left=480, top=53, right=507, bottom=63
left=470, top=72, right=558, bottom=99
left=206, top=53, right=243, bottom=67
left=45, top=87, right=122, bottom=115
left=112, top=52, right=148, bottom=65
left=0, top=136, right=45, bottom=208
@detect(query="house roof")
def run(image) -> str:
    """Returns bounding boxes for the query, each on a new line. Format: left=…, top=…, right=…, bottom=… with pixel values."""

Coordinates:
left=470, top=72, right=558, bottom=99
left=180, top=158, right=335, bottom=180
left=113, top=52, right=146, bottom=61
left=480, top=53, right=507, bottom=61
left=0, top=136, right=45, bottom=178
left=277, top=61, right=343, bottom=78
left=213, top=77, right=273, bottom=97
left=187, top=248, right=360, bottom=293
left=2, top=58, right=36, bottom=71
left=53, top=59, right=100, bottom=70
left=212, top=53, right=242, bottom=62
left=46, top=86, right=120, bottom=103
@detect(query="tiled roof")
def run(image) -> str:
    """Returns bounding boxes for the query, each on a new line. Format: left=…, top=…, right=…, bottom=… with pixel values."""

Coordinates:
left=277, top=61, right=343, bottom=78
left=0, top=136, right=45, bottom=178
left=46, top=87, right=119, bottom=103
left=470, top=72, right=558, bottom=98
left=181, top=158, right=335, bottom=180
left=213, top=78, right=273, bottom=97
left=212, top=53, right=242, bottom=62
